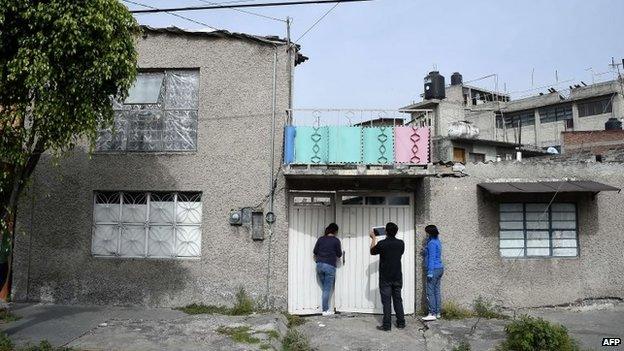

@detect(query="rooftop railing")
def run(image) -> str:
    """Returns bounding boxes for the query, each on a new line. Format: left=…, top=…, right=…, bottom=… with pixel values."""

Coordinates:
left=284, top=108, right=433, bottom=166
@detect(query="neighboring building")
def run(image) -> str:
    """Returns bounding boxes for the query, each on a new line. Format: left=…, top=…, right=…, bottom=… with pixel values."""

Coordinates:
left=402, top=71, right=624, bottom=162
left=13, top=26, right=305, bottom=308
left=561, top=122, right=624, bottom=159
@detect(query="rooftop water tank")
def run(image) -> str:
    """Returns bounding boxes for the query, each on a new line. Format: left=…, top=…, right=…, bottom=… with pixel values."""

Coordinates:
left=451, top=72, right=463, bottom=85
left=605, top=117, right=622, bottom=130
left=424, top=71, right=445, bottom=100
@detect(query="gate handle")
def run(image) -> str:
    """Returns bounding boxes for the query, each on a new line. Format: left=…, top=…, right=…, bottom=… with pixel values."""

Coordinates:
left=342, top=251, right=345, bottom=265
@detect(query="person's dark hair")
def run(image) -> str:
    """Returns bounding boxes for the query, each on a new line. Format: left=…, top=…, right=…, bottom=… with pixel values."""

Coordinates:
left=425, top=224, right=439, bottom=238
left=324, top=223, right=339, bottom=236
left=385, top=222, right=399, bottom=237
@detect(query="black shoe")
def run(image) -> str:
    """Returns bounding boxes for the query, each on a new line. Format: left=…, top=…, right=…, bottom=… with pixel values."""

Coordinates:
left=396, top=323, right=406, bottom=329
left=376, top=325, right=391, bottom=331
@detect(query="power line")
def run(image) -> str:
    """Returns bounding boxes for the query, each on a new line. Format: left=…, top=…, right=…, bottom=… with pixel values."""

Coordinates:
left=196, top=0, right=286, bottom=22
left=295, top=2, right=339, bottom=43
left=123, top=0, right=220, bottom=30
left=130, top=0, right=371, bottom=14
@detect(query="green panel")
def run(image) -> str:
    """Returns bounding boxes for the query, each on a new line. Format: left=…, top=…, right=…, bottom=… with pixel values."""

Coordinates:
left=362, top=127, right=394, bottom=164
left=328, top=126, right=362, bottom=164
left=294, top=126, right=328, bottom=164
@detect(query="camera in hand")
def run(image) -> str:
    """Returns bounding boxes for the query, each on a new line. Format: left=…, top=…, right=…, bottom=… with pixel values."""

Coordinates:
left=372, top=226, right=386, bottom=237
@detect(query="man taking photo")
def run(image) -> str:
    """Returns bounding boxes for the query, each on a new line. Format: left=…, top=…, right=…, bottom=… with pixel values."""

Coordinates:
left=370, top=222, right=405, bottom=331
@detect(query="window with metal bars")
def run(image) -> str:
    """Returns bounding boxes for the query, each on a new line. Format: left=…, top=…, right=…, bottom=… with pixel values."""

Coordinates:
left=495, top=110, right=535, bottom=128
left=577, top=95, right=613, bottom=117
left=499, top=203, right=578, bottom=258
left=538, top=105, right=572, bottom=124
left=92, top=191, right=202, bottom=258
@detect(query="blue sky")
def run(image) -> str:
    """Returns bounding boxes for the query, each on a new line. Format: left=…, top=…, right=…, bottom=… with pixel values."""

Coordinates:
left=126, top=0, right=624, bottom=109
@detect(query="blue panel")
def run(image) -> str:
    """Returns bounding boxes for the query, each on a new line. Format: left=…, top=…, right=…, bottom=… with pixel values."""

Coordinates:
left=283, top=126, right=296, bottom=164
left=327, top=126, right=362, bottom=164
left=293, top=126, right=328, bottom=164
left=362, top=127, right=394, bottom=164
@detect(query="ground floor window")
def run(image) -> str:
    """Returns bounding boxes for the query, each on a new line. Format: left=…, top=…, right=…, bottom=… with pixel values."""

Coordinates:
left=499, top=203, right=578, bottom=258
left=92, top=191, right=202, bottom=258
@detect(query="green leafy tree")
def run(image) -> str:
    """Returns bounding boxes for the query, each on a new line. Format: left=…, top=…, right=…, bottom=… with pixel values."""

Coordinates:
left=0, top=0, right=138, bottom=295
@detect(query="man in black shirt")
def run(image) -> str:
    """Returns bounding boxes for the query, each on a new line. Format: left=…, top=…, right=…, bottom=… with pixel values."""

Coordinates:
left=370, top=222, right=405, bottom=331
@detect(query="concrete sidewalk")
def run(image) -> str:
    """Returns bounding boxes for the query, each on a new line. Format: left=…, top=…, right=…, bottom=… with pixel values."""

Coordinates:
left=1, top=302, right=623, bottom=350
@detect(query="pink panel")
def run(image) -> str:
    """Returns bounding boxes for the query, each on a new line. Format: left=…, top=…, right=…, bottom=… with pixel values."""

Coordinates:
left=394, top=127, right=430, bottom=164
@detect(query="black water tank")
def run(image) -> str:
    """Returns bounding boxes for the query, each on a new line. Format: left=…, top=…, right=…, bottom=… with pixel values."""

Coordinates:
left=424, top=71, right=445, bottom=99
left=605, top=117, right=622, bottom=130
left=451, top=72, right=463, bottom=85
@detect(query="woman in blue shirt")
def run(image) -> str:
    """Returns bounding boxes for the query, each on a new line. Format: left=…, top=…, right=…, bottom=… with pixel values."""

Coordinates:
left=313, top=223, right=342, bottom=316
left=422, top=224, right=444, bottom=321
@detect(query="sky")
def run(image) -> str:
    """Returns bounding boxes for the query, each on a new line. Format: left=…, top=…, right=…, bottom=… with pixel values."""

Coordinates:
left=125, top=0, right=624, bottom=109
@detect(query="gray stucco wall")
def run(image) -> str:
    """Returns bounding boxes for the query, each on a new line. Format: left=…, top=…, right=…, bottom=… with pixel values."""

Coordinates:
left=418, top=161, right=624, bottom=309
left=13, top=31, right=294, bottom=308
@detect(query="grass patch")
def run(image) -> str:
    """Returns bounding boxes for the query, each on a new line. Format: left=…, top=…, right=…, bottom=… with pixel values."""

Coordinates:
left=452, top=340, right=471, bottom=351
left=0, top=332, right=79, bottom=351
left=496, top=315, right=580, bottom=351
left=216, top=326, right=260, bottom=345
left=176, top=287, right=257, bottom=316
left=441, top=301, right=475, bottom=320
left=473, top=296, right=509, bottom=320
left=282, top=329, right=311, bottom=351
left=282, top=312, right=305, bottom=328
left=0, top=310, right=20, bottom=324
left=266, top=330, right=280, bottom=340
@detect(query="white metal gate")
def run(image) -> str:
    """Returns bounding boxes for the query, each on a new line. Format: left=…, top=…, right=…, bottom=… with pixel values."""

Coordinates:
left=335, top=193, right=415, bottom=314
left=287, top=192, right=415, bottom=315
left=287, top=193, right=335, bottom=315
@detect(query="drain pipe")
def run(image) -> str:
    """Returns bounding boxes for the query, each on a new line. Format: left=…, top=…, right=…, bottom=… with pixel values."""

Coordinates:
left=265, top=47, right=278, bottom=308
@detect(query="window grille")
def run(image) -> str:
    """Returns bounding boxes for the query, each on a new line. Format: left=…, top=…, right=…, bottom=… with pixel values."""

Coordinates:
left=92, top=191, right=202, bottom=258
left=499, top=203, right=578, bottom=258
left=538, top=105, right=572, bottom=124
left=577, top=95, right=613, bottom=117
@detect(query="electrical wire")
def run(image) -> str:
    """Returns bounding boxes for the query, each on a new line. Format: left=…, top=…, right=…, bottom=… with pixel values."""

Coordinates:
left=122, top=0, right=220, bottom=30
left=196, top=0, right=286, bottom=22
left=294, top=2, right=340, bottom=42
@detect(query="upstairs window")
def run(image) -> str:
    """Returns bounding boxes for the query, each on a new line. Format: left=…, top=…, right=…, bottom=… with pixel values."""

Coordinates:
left=496, top=110, right=535, bottom=128
left=499, top=203, right=578, bottom=258
left=96, top=69, right=200, bottom=152
left=577, top=95, right=613, bottom=117
left=539, top=105, right=572, bottom=124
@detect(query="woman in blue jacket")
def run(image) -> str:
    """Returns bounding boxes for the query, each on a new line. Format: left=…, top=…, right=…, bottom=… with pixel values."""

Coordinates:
left=422, top=224, right=444, bottom=321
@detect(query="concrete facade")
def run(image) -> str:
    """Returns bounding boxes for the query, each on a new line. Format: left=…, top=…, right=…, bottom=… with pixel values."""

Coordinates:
left=417, top=160, right=624, bottom=309
left=12, top=28, right=296, bottom=308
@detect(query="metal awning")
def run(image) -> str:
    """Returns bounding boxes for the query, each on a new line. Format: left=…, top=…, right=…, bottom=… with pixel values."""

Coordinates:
left=478, top=180, right=620, bottom=195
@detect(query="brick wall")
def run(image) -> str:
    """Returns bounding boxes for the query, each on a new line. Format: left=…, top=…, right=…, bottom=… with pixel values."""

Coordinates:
left=562, top=129, right=624, bottom=155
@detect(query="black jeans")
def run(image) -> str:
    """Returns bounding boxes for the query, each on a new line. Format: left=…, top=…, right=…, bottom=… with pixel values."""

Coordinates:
left=379, top=279, right=405, bottom=329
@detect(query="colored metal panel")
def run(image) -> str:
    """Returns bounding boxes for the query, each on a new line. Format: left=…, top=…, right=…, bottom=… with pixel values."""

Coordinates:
left=327, top=126, right=362, bottom=164
left=294, top=126, right=329, bottom=164
left=283, top=126, right=296, bottom=164
left=394, top=127, right=430, bottom=164
left=362, top=127, right=395, bottom=164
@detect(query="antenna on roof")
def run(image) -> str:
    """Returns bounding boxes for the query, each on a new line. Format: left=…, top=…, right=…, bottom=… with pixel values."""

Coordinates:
left=581, top=81, right=587, bottom=86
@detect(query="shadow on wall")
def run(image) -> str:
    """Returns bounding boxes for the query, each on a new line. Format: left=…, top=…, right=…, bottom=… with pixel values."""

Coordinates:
left=17, top=145, right=194, bottom=306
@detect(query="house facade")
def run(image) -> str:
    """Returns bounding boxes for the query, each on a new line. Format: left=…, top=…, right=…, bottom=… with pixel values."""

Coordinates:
left=13, top=26, right=300, bottom=308
left=11, top=31, right=624, bottom=315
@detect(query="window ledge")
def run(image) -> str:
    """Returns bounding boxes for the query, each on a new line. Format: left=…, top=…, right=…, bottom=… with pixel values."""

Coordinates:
left=92, top=255, right=201, bottom=261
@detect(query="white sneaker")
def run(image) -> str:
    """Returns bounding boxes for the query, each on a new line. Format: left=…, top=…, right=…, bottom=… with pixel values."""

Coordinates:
left=436, top=314, right=442, bottom=319
left=322, top=310, right=335, bottom=316
left=421, top=314, right=437, bottom=321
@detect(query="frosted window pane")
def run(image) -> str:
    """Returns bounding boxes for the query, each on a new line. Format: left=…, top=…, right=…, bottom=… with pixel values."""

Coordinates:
left=526, top=221, right=549, bottom=229
left=553, top=230, right=576, bottom=239
left=125, top=110, right=164, bottom=151
left=163, top=110, right=198, bottom=151
left=125, top=73, right=164, bottom=104
left=499, top=231, right=524, bottom=239
left=552, top=212, right=576, bottom=221
left=551, top=203, right=575, bottom=212
left=92, top=225, right=119, bottom=256
left=552, top=221, right=576, bottom=229
left=526, top=212, right=550, bottom=221
left=500, top=221, right=524, bottom=229
left=500, top=212, right=523, bottom=221
left=527, top=231, right=549, bottom=240
left=553, top=248, right=577, bottom=257
left=500, top=240, right=524, bottom=248
left=94, top=204, right=120, bottom=223
left=527, top=239, right=549, bottom=248
left=501, top=248, right=524, bottom=257
left=120, top=225, right=146, bottom=257
left=176, top=226, right=202, bottom=257
left=148, top=226, right=175, bottom=257
left=552, top=239, right=578, bottom=248
left=527, top=248, right=550, bottom=256
left=500, top=203, right=522, bottom=212
left=165, top=71, right=199, bottom=109
left=526, top=204, right=549, bottom=212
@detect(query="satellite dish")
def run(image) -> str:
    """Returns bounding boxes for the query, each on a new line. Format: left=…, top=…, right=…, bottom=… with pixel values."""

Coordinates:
left=546, top=147, right=559, bottom=154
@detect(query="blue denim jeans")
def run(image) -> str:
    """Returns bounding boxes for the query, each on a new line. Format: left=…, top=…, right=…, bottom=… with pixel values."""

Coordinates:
left=316, top=262, right=336, bottom=312
left=426, top=268, right=444, bottom=315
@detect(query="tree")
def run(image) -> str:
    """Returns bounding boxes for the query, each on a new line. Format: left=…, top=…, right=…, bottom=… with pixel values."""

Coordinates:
left=0, top=0, right=138, bottom=299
